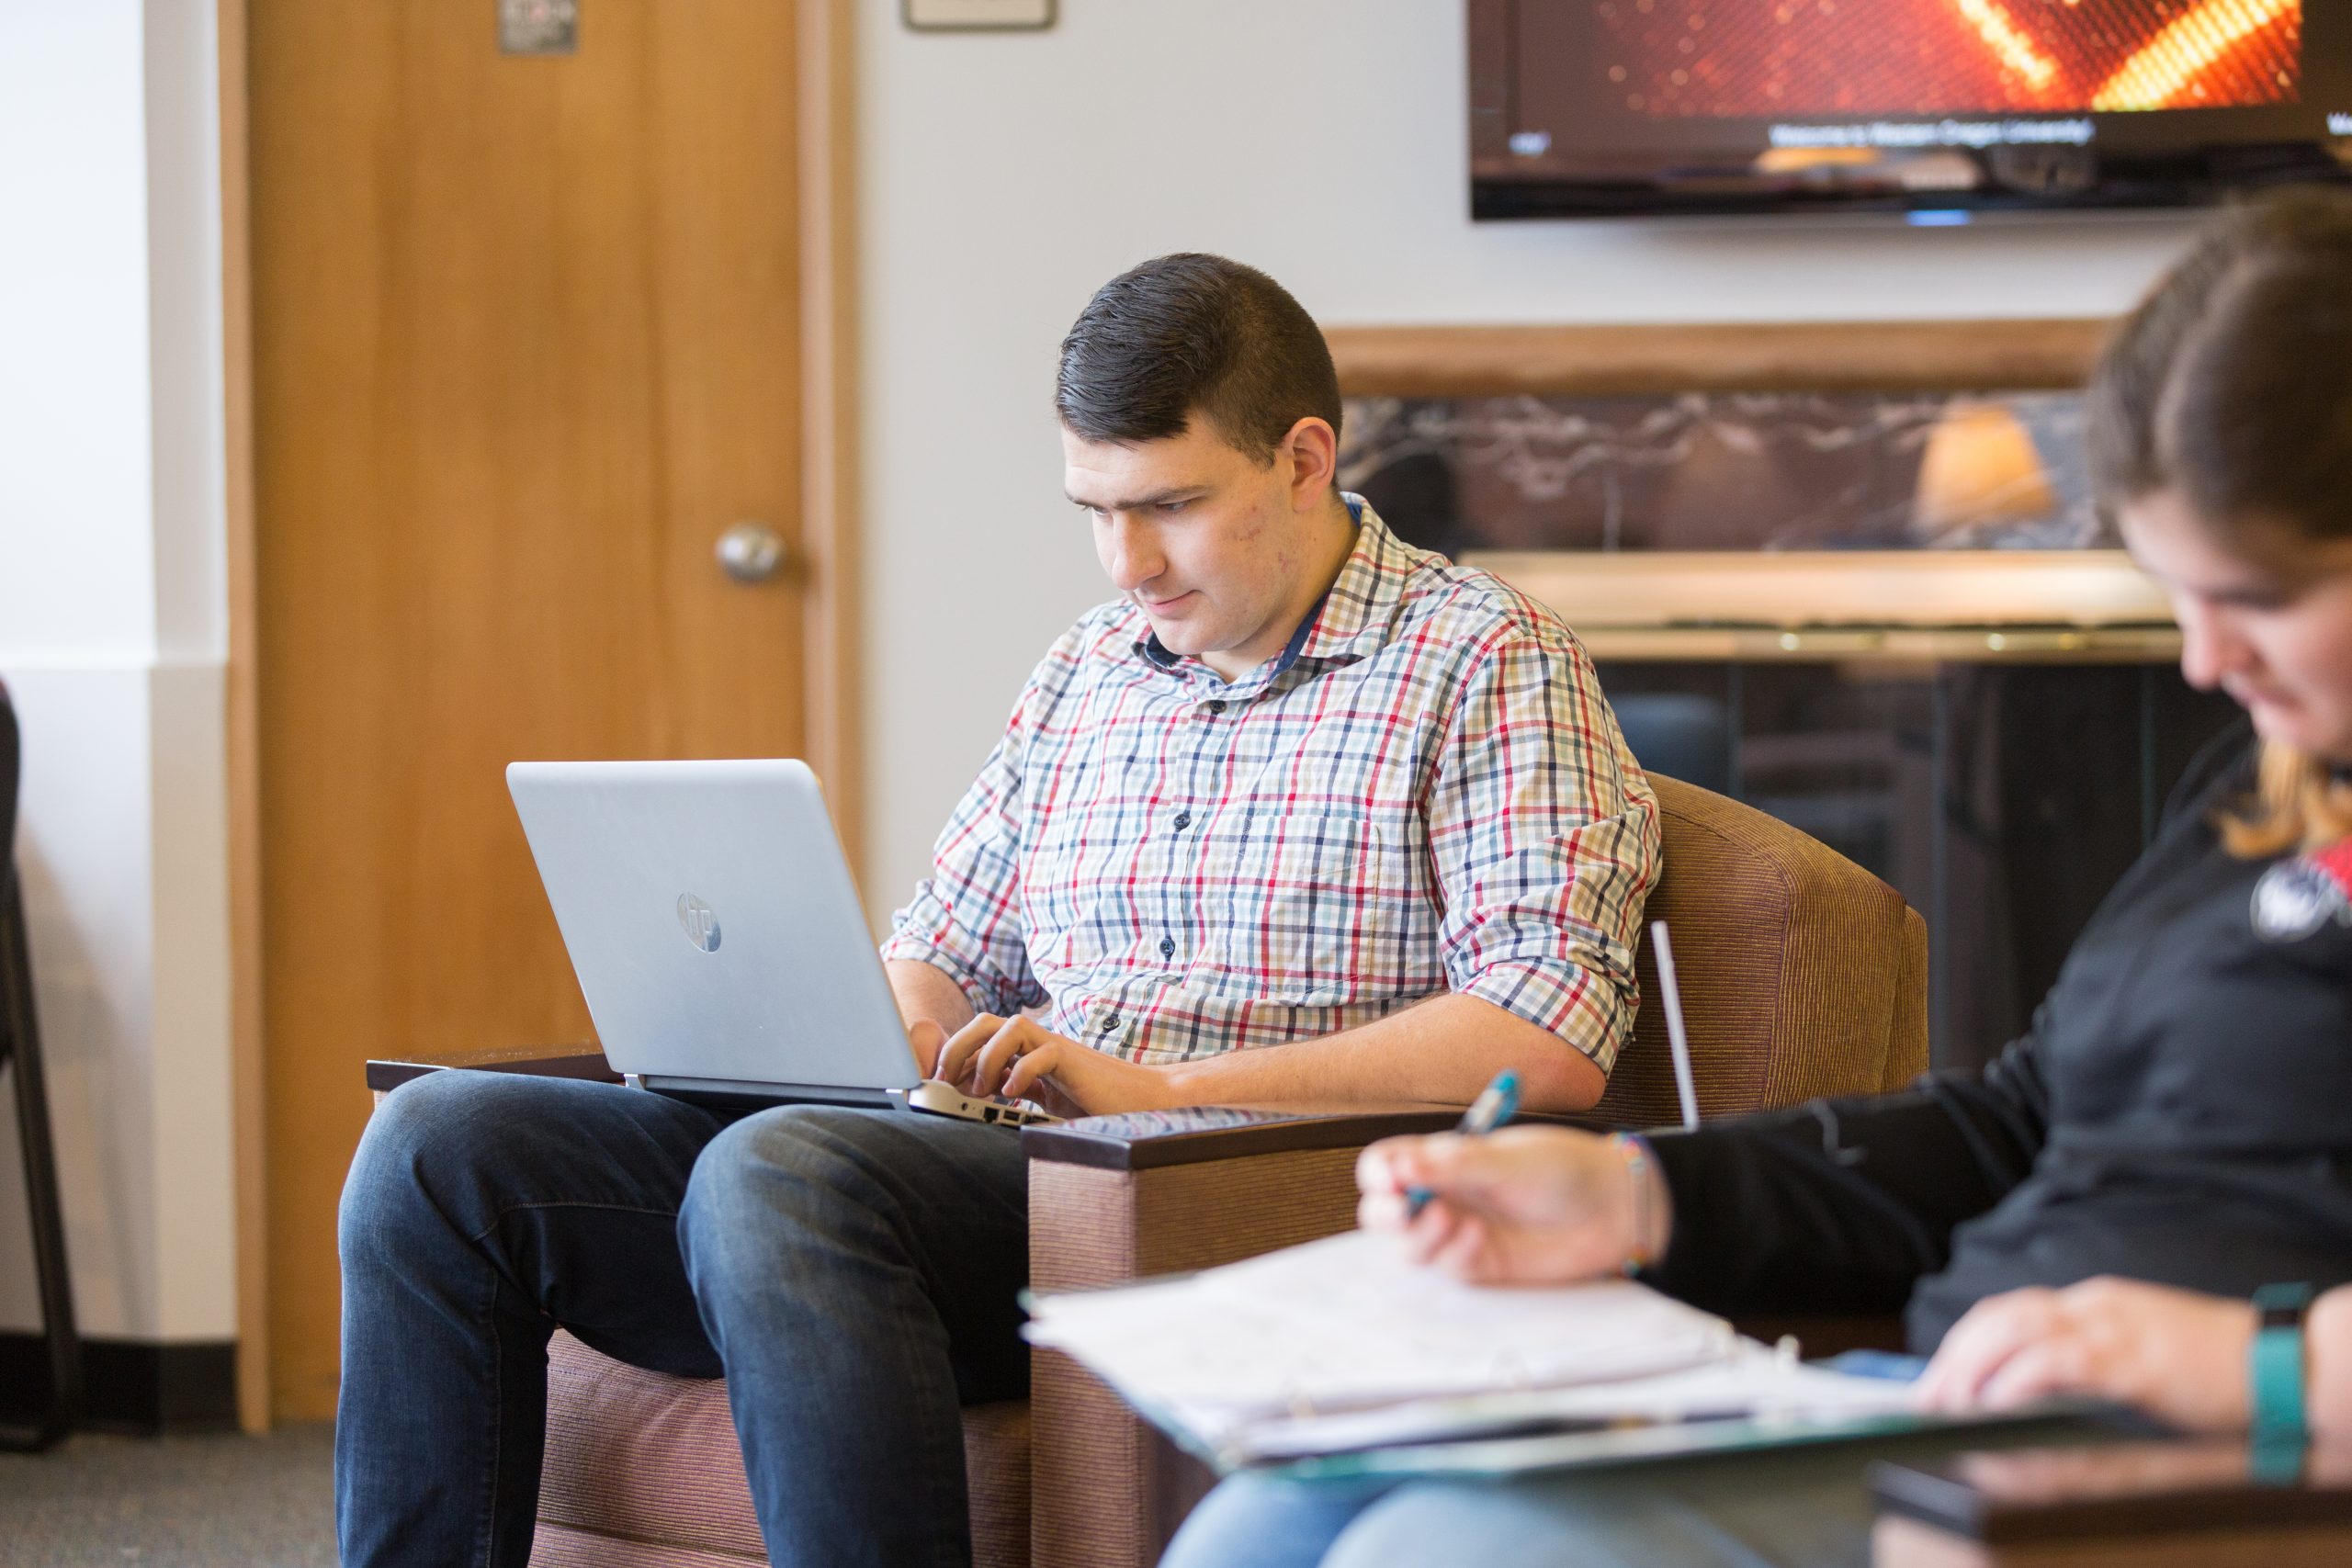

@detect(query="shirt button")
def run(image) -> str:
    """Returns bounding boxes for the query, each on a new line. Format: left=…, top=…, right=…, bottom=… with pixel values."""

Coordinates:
left=1101, top=1012, right=1121, bottom=1032
left=1172, top=810, right=1192, bottom=830
left=1206, top=700, right=1227, bottom=715
left=1159, top=937, right=1176, bottom=959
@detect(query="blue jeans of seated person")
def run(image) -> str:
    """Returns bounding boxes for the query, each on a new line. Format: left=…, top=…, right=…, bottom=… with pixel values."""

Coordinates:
left=334, top=1070, right=1030, bottom=1568
left=1159, top=1421, right=2120, bottom=1568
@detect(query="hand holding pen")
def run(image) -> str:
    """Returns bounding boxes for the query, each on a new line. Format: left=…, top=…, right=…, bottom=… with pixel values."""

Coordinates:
left=1359, top=1122, right=1675, bottom=1286
left=1404, top=1070, right=1521, bottom=1218
left=1362, top=921, right=1697, bottom=1286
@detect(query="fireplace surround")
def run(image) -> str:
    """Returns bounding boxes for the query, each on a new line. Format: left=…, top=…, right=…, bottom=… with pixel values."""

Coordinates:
left=1328, top=321, right=2234, bottom=1071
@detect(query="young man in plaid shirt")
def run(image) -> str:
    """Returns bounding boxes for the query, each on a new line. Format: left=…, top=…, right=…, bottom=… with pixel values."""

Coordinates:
left=337, top=254, right=1659, bottom=1568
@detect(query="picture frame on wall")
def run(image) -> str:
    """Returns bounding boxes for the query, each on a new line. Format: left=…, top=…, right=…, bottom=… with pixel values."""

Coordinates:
left=903, top=0, right=1054, bottom=31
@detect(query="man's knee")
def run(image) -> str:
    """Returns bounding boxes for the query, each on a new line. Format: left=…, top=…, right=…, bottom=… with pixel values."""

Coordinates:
left=677, top=1107, right=888, bottom=1290
left=340, top=1071, right=553, bottom=1262
left=682, top=1105, right=880, bottom=1221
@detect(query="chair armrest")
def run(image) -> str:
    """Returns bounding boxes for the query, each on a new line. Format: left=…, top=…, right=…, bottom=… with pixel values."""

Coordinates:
left=365, top=1045, right=617, bottom=1095
left=1021, top=1104, right=1916, bottom=1568
left=1021, top=1102, right=1464, bottom=1171
left=1870, top=1439, right=2352, bottom=1567
left=1024, top=1105, right=1460, bottom=1568
left=1022, top=1102, right=1470, bottom=1290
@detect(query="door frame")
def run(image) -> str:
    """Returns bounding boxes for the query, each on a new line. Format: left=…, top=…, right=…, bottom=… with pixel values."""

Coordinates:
left=215, top=0, right=864, bottom=1430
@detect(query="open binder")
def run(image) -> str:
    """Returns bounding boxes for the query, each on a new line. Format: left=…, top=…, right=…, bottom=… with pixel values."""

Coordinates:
left=1023, top=1230, right=2088, bottom=1480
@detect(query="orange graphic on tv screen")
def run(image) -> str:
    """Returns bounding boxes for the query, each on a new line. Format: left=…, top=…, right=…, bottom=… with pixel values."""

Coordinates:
left=1595, top=0, right=2302, bottom=118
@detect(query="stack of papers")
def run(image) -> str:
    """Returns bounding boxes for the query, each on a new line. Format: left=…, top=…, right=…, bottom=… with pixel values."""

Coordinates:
left=1024, top=1230, right=1928, bottom=1476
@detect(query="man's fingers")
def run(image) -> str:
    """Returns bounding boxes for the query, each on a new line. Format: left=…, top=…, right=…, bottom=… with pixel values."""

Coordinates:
left=1001, top=1040, right=1057, bottom=1102
left=967, top=1019, right=1035, bottom=1095
left=907, top=1020, right=948, bottom=1077
left=934, top=1014, right=1003, bottom=1085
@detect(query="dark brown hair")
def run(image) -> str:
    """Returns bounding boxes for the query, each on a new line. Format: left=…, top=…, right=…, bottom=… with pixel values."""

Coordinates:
left=2086, top=189, right=2352, bottom=853
left=1056, top=254, right=1341, bottom=465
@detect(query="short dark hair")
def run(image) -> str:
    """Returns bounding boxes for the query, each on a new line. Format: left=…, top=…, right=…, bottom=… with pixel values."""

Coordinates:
left=1056, top=254, right=1342, bottom=464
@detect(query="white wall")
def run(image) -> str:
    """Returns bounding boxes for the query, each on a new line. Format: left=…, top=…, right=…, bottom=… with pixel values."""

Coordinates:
left=0, top=0, right=2210, bottom=1339
left=0, top=0, right=233, bottom=1346
left=854, top=2, right=2206, bottom=908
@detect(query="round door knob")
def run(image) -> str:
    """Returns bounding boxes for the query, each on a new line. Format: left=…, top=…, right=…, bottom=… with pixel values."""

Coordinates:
left=715, top=522, right=786, bottom=583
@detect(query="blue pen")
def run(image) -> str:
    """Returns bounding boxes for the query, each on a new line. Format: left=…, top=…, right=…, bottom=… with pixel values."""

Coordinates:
left=1403, top=1070, right=1520, bottom=1219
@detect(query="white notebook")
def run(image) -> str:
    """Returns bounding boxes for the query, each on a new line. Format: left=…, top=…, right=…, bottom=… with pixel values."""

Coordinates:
left=1023, top=1230, right=1983, bottom=1477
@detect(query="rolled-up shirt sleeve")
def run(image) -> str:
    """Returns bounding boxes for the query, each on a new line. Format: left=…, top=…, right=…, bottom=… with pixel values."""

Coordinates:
left=882, top=718, right=1049, bottom=1021
left=1428, top=628, right=1661, bottom=1074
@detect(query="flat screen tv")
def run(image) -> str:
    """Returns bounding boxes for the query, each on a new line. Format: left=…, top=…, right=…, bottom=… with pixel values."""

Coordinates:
left=1471, top=0, right=2352, bottom=219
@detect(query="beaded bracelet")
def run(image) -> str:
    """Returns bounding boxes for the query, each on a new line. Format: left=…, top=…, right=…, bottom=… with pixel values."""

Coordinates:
left=1608, top=1133, right=1657, bottom=1278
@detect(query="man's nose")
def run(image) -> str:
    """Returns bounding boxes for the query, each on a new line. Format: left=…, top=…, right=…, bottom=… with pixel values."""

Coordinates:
left=1103, top=517, right=1163, bottom=592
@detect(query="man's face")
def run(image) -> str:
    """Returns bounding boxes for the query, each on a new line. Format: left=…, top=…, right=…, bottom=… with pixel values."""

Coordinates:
left=2120, top=486, right=2352, bottom=765
left=1063, top=414, right=1340, bottom=680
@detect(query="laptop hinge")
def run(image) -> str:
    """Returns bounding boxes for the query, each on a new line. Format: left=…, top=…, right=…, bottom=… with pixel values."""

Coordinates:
left=634, top=1074, right=902, bottom=1111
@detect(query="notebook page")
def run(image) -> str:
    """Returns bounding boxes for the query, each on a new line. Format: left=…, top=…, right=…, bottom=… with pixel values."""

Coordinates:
left=1024, top=1229, right=1736, bottom=1425
left=1229, top=1344, right=1919, bottom=1461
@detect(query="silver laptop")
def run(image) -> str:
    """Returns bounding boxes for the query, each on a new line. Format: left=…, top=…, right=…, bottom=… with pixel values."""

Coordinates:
left=507, top=759, right=1054, bottom=1125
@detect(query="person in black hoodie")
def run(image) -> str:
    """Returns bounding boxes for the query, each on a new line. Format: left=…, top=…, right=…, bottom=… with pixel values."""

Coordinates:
left=1159, top=191, right=2352, bottom=1568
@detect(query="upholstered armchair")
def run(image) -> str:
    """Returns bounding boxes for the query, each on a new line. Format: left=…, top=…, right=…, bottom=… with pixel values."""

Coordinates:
left=364, top=773, right=1930, bottom=1566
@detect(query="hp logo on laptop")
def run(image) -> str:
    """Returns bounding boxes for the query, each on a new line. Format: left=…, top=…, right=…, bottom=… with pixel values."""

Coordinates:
left=676, top=893, right=722, bottom=953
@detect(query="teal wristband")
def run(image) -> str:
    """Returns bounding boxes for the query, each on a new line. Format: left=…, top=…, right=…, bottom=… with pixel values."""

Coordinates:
left=2250, top=1282, right=2316, bottom=1451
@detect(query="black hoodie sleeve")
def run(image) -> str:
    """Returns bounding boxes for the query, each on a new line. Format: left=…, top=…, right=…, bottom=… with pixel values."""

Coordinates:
left=1637, top=1041, right=2051, bottom=1315
left=1635, top=719, right=2256, bottom=1318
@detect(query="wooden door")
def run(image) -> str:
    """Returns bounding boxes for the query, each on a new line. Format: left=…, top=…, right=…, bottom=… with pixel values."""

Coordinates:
left=249, top=0, right=808, bottom=1419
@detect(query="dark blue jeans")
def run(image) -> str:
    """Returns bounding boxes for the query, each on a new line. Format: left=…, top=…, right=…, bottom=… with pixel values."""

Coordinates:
left=335, top=1071, right=1030, bottom=1568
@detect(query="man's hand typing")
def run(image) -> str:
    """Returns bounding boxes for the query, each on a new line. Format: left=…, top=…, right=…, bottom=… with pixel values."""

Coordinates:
left=904, top=1019, right=949, bottom=1078
left=933, top=1013, right=1179, bottom=1120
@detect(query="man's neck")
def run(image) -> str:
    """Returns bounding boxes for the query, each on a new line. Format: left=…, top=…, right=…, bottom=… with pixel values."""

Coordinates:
left=1198, top=496, right=1359, bottom=682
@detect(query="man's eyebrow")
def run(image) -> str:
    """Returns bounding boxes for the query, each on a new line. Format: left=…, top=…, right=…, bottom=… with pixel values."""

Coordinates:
left=1066, top=484, right=1204, bottom=512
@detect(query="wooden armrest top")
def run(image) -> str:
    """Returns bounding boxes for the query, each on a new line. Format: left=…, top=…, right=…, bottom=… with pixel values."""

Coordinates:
left=360, top=1063, right=1566, bottom=1173
left=1021, top=1103, right=1475, bottom=1170
left=1871, top=1439, right=2352, bottom=1544
left=366, top=1046, right=616, bottom=1094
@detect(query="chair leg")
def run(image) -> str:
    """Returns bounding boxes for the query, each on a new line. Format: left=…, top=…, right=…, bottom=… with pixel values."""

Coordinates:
left=0, top=875, right=84, bottom=1452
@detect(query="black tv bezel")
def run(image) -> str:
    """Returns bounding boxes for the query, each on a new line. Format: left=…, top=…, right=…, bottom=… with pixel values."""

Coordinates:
left=1469, top=0, right=2352, bottom=222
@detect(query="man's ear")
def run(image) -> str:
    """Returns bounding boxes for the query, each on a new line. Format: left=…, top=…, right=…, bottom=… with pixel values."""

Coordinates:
left=1281, top=416, right=1340, bottom=512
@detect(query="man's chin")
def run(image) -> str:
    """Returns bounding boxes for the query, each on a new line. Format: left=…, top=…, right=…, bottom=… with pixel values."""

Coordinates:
left=1145, top=616, right=1215, bottom=657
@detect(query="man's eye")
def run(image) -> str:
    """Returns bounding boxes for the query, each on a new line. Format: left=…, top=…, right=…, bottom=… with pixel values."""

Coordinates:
left=1157, top=500, right=1189, bottom=514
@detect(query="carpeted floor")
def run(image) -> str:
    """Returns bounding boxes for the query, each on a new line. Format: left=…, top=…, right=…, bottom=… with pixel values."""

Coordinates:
left=0, top=1423, right=336, bottom=1567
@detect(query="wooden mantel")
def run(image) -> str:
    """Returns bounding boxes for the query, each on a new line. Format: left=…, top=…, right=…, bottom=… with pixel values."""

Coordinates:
left=1325, top=319, right=2113, bottom=399
left=1320, top=318, right=2175, bottom=663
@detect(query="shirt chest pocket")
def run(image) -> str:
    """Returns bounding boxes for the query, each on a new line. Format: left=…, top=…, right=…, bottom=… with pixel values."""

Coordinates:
left=1018, top=733, right=1157, bottom=949
left=1023, top=807, right=1147, bottom=951
left=1204, top=811, right=1376, bottom=1005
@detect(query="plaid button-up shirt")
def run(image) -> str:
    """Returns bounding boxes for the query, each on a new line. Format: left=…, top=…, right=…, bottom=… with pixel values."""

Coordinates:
left=882, top=499, right=1661, bottom=1074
